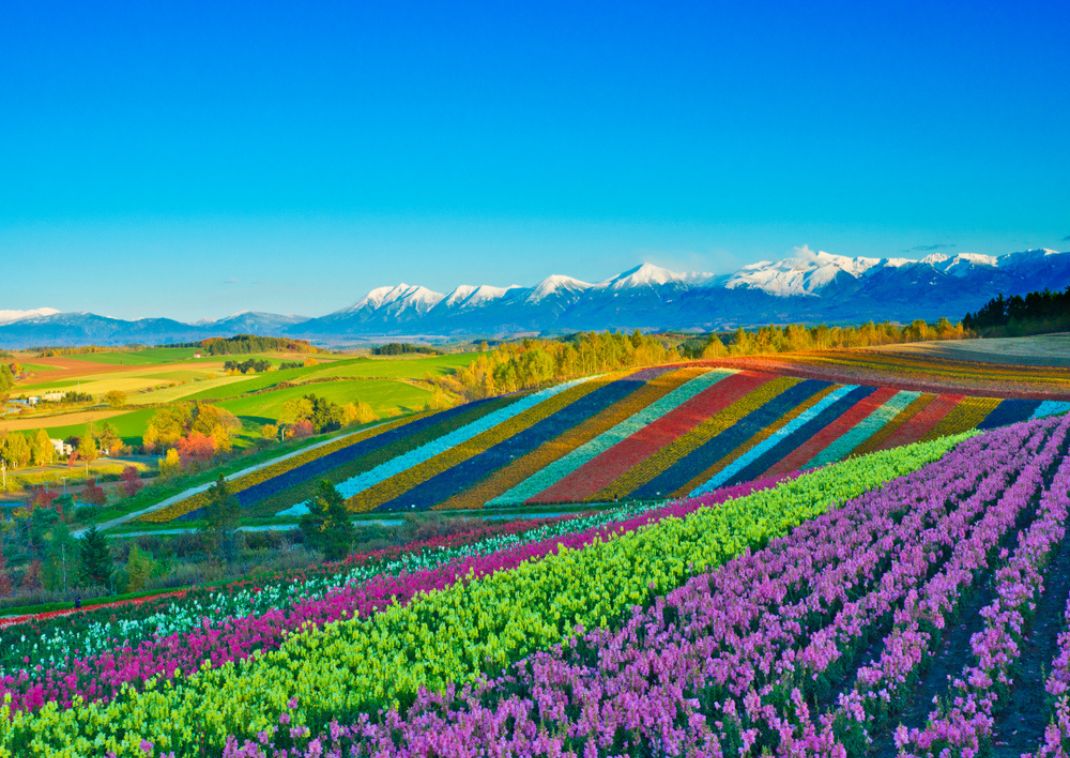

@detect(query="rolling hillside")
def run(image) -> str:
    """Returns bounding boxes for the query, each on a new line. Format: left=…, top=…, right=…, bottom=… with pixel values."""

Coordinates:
left=145, top=361, right=1070, bottom=522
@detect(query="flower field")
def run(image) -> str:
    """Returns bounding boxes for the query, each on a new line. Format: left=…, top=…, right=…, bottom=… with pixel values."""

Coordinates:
left=0, top=430, right=967, bottom=754
left=142, top=363, right=1070, bottom=521
left=6, top=410, right=1070, bottom=754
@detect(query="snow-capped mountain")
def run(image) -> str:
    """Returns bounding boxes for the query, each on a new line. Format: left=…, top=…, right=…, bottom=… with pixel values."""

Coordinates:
left=601, top=263, right=708, bottom=290
left=2, top=248, right=1068, bottom=347
left=344, top=284, right=445, bottom=316
left=527, top=274, right=593, bottom=302
left=0, top=307, right=60, bottom=325
left=725, top=247, right=894, bottom=297
left=441, top=284, right=517, bottom=309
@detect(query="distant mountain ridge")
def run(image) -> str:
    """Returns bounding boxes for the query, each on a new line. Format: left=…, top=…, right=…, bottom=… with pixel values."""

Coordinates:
left=3, top=248, right=1068, bottom=347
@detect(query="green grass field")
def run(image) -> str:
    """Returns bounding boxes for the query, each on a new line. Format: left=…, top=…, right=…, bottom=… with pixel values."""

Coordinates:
left=71, top=347, right=203, bottom=365
left=219, top=378, right=432, bottom=426
left=6, top=348, right=478, bottom=448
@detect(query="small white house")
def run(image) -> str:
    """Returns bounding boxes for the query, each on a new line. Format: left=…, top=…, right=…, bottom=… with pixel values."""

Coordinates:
left=50, top=438, right=73, bottom=458
left=41, top=392, right=65, bottom=403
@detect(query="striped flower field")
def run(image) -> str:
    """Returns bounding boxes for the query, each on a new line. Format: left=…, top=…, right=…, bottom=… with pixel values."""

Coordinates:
left=0, top=432, right=969, bottom=754
left=143, top=364, right=1070, bottom=522
left=8, top=416, right=1070, bottom=755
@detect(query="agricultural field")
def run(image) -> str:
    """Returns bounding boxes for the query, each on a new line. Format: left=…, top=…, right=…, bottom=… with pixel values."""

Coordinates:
left=708, top=348, right=1070, bottom=398
left=3, top=416, right=1070, bottom=754
left=2, top=348, right=475, bottom=446
left=2, top=346, right=1069, bottom=756
left=139, top=361, right=1070, bottom=524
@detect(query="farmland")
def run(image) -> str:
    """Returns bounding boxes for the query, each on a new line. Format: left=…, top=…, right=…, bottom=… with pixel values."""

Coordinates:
left=1, top=344, right=1069, bottom=756
left=132, top=359, right=1070, bottom=525
left=2, top=415, right=1070, bottom=755
left=3, top=349, right=472, bottom=445
left=875, top=331, right=1070, bottom=368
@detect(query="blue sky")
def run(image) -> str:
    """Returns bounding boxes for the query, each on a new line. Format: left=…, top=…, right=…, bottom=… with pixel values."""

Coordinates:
left=2, top=0, right=1068, bottom=320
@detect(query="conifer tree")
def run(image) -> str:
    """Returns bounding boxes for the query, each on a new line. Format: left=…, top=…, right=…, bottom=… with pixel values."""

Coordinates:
left=78, top=526, right=113, bottom=589
left=300, top=480, right=356, bottom=561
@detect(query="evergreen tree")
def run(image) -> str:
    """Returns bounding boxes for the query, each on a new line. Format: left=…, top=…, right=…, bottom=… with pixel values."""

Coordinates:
left=78, top=526, right=113, bottom=589
left=299, top=480, right=356, bottom=561
left=201, top=476, right=241, bottom=563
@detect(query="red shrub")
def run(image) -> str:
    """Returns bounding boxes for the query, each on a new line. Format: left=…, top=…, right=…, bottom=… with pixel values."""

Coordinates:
left=120, top=466, right=143, bottom=497
left=177, top=431, right=217, bottom=464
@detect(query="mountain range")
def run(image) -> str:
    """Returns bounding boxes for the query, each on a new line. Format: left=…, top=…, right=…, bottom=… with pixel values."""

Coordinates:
left=2, top=247, right=1068, bottom=348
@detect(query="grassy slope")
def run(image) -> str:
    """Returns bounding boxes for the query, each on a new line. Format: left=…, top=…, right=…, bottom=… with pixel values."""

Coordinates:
left=219, top=379, right=432, bottom=425
left=6, top=351, right=478, bottom=446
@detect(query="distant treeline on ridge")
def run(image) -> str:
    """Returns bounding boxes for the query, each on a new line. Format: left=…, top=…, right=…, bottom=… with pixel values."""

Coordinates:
left=193, top=335, right=319, bottom=355
left=963, top=287, right=1070, bottom=337
left=441, top=319, right=967, bottom=400
left=371, top=342, right=442, bottom=356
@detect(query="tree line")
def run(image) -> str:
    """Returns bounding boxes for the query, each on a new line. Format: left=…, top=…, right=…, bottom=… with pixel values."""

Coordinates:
left=962, top=287, right=1070, bottom=337
left=445, top=331, right=677, bottom=400
left=195, top=335, right=319, bottom=355
left=223, top=358, right=271, bottom=374
left=442, top=321, right=965, bottom=400
left=696, top=319, right=966, bottom=358
left=371, top=342, right=441, bottom=356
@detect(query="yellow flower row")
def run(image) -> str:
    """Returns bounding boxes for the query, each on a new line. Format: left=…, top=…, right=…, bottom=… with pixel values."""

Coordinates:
left=0, top=432, right=971, bottom=756
left=924, top=396, right=1001, bottom=441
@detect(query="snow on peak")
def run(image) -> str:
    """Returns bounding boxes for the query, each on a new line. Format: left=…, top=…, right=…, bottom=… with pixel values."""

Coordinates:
left=0, top=307, right=60, bottom=325
left=528, top=274, right=593, bottom=302
left=601, top=262, right=700, bottom=290
left=1000, top=248, right=1065, bottom=265
left=350, top=283, right=444, bottom=313
left=922, top=252, right=997, bottom=270
left=443, top=284, right=516, bottom=308
left=725, top=246, right=880, bottom=297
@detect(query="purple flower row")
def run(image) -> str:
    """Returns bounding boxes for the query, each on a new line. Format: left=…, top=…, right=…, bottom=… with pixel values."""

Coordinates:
left=895, top=423, right=1070, bottom=755
left=1036, top=592, right=1070, bottom=757
left=691, top=414, right=1060, bottom=754
left=219, top=414, right=1068, bottom=756
left=820, top=414, right=1069, bottom=753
